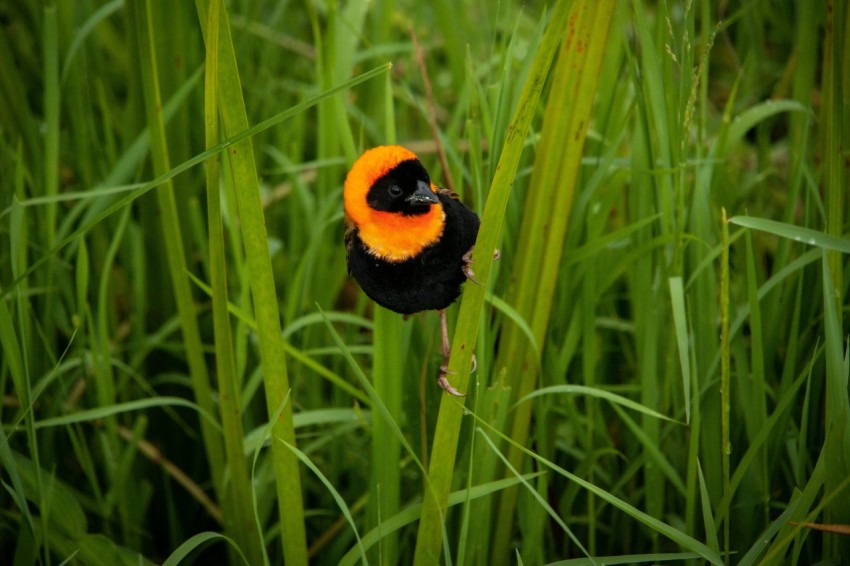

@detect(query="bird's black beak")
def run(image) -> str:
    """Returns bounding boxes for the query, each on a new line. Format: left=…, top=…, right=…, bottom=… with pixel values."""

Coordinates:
left=405, top=180, right=439, bottom=205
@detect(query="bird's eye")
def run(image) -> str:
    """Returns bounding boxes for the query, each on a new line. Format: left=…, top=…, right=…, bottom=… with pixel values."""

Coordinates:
left=388, top=185, right=402, bottom=197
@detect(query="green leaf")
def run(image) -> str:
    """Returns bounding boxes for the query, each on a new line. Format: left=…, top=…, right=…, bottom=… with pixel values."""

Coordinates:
left=281, top=439, right=368, bottom=565
left=725, top=100, right=811, bottom=149
left=161, top=532, right=248, bottom=566
left=33, top=397, right=220, bottom=432
left=668, top=277, right=691, bottom=423
left=728, top=216, right=850, bottom=254
left=514, top=384, right=681, bottom=424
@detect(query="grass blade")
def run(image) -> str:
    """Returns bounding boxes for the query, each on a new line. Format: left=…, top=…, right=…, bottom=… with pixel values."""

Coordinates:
left=412, top=2, right=576, bottom=563
left=728, top=216, right=850, bottom=253
left=492, top=1, right=618, bottom=557
left=194, top=1, right=307, bottom=561
left=161, top=532, right=248, bottom=566
left=202, top=0, right=264, bottom=561
left=719, top=208, right=732, bottom=563
left=281, top=439, right=369, bottom=566
left=514, top=385, right=681, bottom=424
left=669, top=277, right=691, bottom=423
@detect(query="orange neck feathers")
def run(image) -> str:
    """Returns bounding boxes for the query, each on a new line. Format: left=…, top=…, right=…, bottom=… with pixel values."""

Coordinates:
left=352, top=205, right=445, bottom=261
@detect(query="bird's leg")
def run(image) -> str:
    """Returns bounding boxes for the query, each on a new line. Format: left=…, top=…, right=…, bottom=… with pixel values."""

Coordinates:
left=437, top=309, right=465, bottom=397
left=462, top=247, right=502, bottom=285
left=440, top=308, right=451, bottom=362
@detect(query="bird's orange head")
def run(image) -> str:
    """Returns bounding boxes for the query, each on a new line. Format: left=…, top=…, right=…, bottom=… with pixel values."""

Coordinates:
left=344, top=145, right=445, bottom=262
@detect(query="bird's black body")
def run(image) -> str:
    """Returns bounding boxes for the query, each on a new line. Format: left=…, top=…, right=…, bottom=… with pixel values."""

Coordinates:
left=346, top=191, right=480, bottom=314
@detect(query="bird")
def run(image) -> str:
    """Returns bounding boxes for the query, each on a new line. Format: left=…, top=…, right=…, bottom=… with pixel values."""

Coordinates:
left=343, top=145, right=481, bottom=396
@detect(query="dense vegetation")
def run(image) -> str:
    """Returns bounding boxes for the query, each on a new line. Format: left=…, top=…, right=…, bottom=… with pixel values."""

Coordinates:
left=1, top=0, right=848, bottom=564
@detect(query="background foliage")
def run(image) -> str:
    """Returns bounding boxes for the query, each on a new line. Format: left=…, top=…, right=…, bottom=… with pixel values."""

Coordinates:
left=1, top=0, right=848, bottom=564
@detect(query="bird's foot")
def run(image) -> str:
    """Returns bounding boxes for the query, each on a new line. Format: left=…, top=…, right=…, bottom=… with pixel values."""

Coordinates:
left=437, top=367, right=465, bottom=397
left=462, top=247, right=501, bottom=285
left=462, top=249, right=481, bottom=285
left=437, top=354, right=475, bottom=395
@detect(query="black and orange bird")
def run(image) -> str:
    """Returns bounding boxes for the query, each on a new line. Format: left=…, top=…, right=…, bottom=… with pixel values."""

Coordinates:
left=344, top=145, right=480, bottom=396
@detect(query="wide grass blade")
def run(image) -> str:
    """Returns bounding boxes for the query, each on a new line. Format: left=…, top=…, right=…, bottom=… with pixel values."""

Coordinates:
left=491, top=1, right=617, bottom=558
left=820, top=249, right=850, bottom=555
left=411, top=1, right=577, bottom=563
left=193, top=1, right=307, bottom=562
left=201, top=0, right=264, bottom=561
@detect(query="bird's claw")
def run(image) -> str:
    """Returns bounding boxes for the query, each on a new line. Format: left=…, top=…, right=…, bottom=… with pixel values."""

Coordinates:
left=437, top=370, right=466, bottom=397
left=462, top=249, right=481, bottom=285
left=462, top=247, right=500, bottom=286
left=437, top=353, right=476, bottom=396
left=462, top=263, right=481, bottom=285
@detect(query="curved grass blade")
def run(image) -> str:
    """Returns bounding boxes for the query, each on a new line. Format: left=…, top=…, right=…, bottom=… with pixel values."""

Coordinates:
left=162, top=532, right=249, bottom=566
left=200, top=0, right=264, bottom=561
left=724, top=100, right=811, bottom=149
left=514, top=384, right=681, bottom=424
left=338, top=474, right=543, bottom=566
left=31, top=397, right=221, bottom=432
left=478, top=429, right=593, bottom=562
left=547, top=553, right=702, bottom=566
left=281, top=439, right=369, bottom=566
left=728, top=216, right=850, bottom=254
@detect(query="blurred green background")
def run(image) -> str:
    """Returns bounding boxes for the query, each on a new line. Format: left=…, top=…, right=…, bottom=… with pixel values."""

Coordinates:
left=1, top=0, right=848, bottom=564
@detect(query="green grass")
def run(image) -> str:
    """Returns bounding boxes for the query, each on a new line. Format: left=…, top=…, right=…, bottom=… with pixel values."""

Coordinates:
left=1, top=1, right=849, bottom=564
